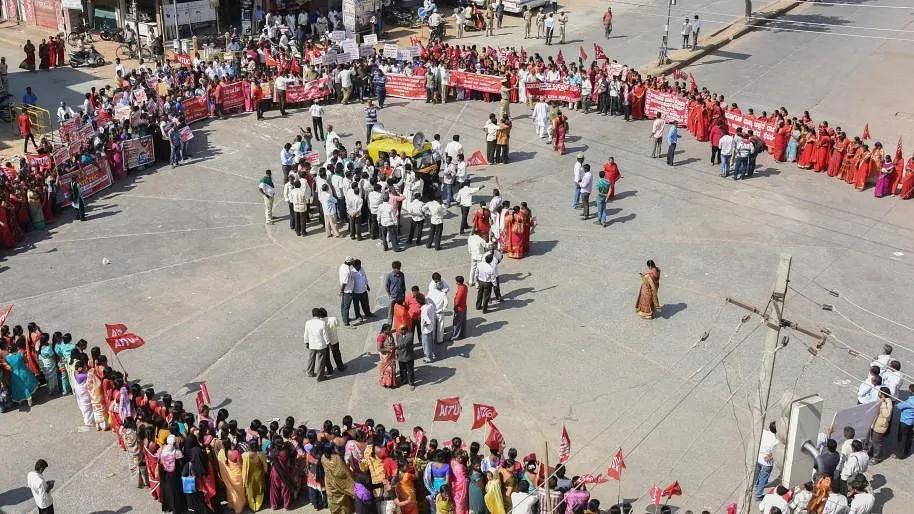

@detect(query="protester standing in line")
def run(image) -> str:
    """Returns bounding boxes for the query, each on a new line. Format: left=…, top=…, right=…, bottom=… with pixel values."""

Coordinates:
left=691, top=15, right=701, bottom=49
left=304, top=308, right=331, bottom=381
left=27, top=459, right=54, bottom=514
left=650, top=113, right=664, bottom=158
left=289, top=180, right=309, bottom=236
left=666, top=122, right=680, bottom=166
left=258, top=170, right=276, bottom=224
left=320, top=307, right=347, bottom=372
left=309, top=101, right=325, bottom=141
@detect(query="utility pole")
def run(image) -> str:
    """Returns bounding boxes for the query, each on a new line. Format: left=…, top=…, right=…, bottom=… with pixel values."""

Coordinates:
left=131, top=0, right=141, bottom=55
left=657, top=0, right=674, bottom=66
left=725, top=254, right=827, bottom=514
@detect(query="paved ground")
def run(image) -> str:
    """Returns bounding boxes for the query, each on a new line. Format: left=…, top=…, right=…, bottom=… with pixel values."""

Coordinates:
left=3, top=2, right=914, bottom=513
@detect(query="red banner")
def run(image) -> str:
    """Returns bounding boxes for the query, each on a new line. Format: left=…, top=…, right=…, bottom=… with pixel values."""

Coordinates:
left=182, top=96, right=209, bottom=124
left=106, top=332, right=146, bottom=354
left=51, top=146, right=69, bottom=167
left=105, top=323, right=128, bottom=338
left=385, top=74, right=426, bottom=100
left=471, top=403, right=498, bottom=430
left=26, top=153, right=52, bottom=172
left=57, top=159, right=114, bottom=205
left=174, top=53, right=192, bottom=68
left=485, top=421, right=505, bottom=451
left=580, top=473, right=609, bottom=485
left=663, top=481, right=683, bottom=498
left=393, top=402, right=406, bottom=423
left=281, top=78, right=332, bottom=104
left=524, top=81, right=582, bottom=103
left=433, top=397, right=462, bottom=422
left=448, top=70, right=503, bottom=94
left=59, top=118, right=81, bottom=144
left=645, top=90, right=688, bottom=125
left=724, top=111, right=777, bottom=146
left=221, top=81, right=245, bottom=112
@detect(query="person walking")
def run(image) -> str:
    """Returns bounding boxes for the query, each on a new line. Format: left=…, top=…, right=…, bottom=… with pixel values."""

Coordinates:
left=455, top=181, right=483, bottom=235
left=321, top=307, right=347, bottom=372
left=578, top=164, right=593, bottom=220
left=339, top=257, right=356, bottom=326
left=451, top=276, right=468, bottom=340
left=27, top=459, right=54, bottom=514
left=467, top=230, right=488, bottom=286
left=666, top=122, right=679, bottom=166
left=304, top=308, right=331, bottom=381
left=475, top=253, right=496, bottom=314
left=495, top=0, right=505, bottom=29
left=258, top=170, right=276, bottom=223
left=18, top=110, right=38, bottom=153
left=346, top=185, right=364, bottom=240
left=650, top=113, right=664, bottom=158
left=394, top=325, right=416, bottom=388
left=309, top=101, right=325, bottom=141
left=364, top=100, right=378, bottom=143
left=602, top=7, right=613, bottom=38
left=69, top=177, right=86, bottom=221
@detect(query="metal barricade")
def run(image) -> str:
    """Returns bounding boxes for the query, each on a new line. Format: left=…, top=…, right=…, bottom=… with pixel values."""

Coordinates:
left=12, top=103, right=52, bottom=139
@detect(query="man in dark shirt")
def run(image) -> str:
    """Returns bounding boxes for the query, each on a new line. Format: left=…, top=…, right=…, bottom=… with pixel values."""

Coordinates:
left=394, top=325, right=416, bottom=389
left=385, top=260, right=406, bottom=323
left=814, top=438, right=841, bottom=478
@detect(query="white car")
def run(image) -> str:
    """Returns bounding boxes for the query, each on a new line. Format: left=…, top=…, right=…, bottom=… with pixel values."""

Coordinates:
left=470, top=0, right=550, bottom=15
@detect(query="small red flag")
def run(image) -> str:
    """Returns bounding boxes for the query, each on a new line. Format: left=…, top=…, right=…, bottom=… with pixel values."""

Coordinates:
left=862, top=123, right=871, bottom=140
left=556, top=50, right=565, bottom=66
left=0, top=304, right=12, bottom=327
left=688, top=73, right=698, bottom=92
left=195, top=390, right=206, bottom=413
left=558, top=425, right=571, bottom=463
left=105, top=332, right=146, bottom=354
left=662, top=480, right=683, bottom=498
left=265, top=51, right=278, bottom=68
left=606, top=448, right=626, bottom=481
left=579, top=473, right=609, bottom=485
left=471, top=403, right=498, bottom=430
left=895, top=136, right=903, bottom=162
left=578, top=45, right=588, bottom=61
left=433, top=397, right=462, bottom=422
left=105, top=323, right=128, bottom=339
left=485, top=420, right=505, bottom=452
left=290, top=57, right=301, bottom=75
left=467, top=150, right=489, bottom=167
left=393, top=402, right=406, bottom=423
left=593, top=43, right=608, bottom=61
left=649, top=485, right=662, bottom=506
left=199, top=382, right=212, bottom=404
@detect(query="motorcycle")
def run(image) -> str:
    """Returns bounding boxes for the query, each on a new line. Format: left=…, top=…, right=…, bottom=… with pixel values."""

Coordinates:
left=99, top=28, right=124, bottom=42
left=69, top=45, right=106, bottom=68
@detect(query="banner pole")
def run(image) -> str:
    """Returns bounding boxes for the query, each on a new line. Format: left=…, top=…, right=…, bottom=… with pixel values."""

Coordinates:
left=617, top=448, right=623, bottom=511
left=114, top=353, right=128, bottom=377
left=544, top=442, right=552, bottom=514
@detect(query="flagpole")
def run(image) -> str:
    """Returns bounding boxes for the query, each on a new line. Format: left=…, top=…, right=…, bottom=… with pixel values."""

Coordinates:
left=544, top=442, right=553, bottom=514
left=113, top=353, right=129, bottom=378
left=616, top=447, right=623, bottom=511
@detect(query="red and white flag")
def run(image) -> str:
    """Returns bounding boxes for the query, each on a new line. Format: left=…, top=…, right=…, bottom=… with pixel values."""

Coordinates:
left=105, top=323, right=128, bottom=338
left=105, top=332, right=146, bottom=354
left=862, top=123, right=871, bottom=140
left=578, top=45, right=588, bottom=62
left=471, top=403, right=498, bottom=430
left=558, top=425, right=571, bottom=463
left=303, top=151, right=321, bottom=165
left=265, top=51, right=278, bottom=68
left=433, top=397, right=462, bottom=422
left=606, top=448, right=626, bottom=481
left=688, top=73, right=698, bottom=92
left=199, top=382, right=212, bottom=404
left=0, top=304, right=12, bottom=327
left=393, top=402, right=406, bottom=423
left=556, top=50, right=565, bottom=65
left=466, top=150, right=489, bottom=167
left=195, top=390, right=206, bottom=413
left=662, top=480, right=683, bottom=498
left=485, top=421, right=505, bottom=452
left=895, top=136, right=904, bottom=162
left=649, top=485, right=662, bottom=506
left=593, top=43, right=608, bottom=61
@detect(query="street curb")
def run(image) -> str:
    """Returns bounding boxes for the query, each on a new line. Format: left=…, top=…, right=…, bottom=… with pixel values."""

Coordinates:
left=639, top=0, right=802, bottom=77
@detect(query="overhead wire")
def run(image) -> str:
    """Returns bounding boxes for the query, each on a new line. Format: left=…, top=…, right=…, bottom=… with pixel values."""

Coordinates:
left=813, top=282, right=914, bottom=334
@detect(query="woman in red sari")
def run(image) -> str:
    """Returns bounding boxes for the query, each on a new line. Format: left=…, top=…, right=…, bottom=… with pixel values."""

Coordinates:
left=687, top=98, right=700, bottom=136
left=772, top=121, right=789, bottom=162
left=827, top=133, right=848, bottom=177
left=0, top=195, right=17, bottom=249
left=901, top=156, right=914, bottom=199
left=508, top=206, right=529, bottom=259
left=500, top=208, right=516, bottom=256
left=853, top=145, right=872, bottom=191
left=630, top=81, right=646, bottom=120
left=695, top=101, right=711, bottom=142
left=796, top=129, right=816, bottom=169
left=144, top=439, right=162, bottom=501
left=841, top=138, right=862, bottom=183
left=812, top=129, right=831, bottom=172
left=508, top=71, right=518, bottom=103
left=552, top=111, right=568, bottom=154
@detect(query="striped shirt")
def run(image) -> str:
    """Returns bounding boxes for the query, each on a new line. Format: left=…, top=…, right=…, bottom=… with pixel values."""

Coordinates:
left=365, top=106, right=378, bottom=125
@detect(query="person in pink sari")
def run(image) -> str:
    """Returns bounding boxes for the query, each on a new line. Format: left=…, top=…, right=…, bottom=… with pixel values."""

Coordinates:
left=506, top=206, right=528, bottom=259
left=874, top=155, right=896, bottom=198
left=450, top=444, right=470, bottom=514
left=109, top=140, right=126, bottom=180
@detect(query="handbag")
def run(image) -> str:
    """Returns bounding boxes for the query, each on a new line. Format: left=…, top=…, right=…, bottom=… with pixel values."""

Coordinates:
left=181, top=462, right=197, bottom=494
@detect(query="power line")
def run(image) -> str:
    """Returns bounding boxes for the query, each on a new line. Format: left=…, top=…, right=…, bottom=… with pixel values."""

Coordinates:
left=814, top=283, right=914, bottom=334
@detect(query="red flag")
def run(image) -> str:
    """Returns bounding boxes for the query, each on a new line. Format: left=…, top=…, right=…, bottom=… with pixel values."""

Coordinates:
left=471, top=403, right=498, bottom=430
left=862, top=123, right=871, bottom=140
left=199, top=382, right=212, bottom=404
left=0, top=304, right=12, bottom=327
left=558, top=425, right=571, bottom=463
left=466, top=150, right=489, bottom=167
left=649, top=485, right=662, bottom=505
left=105, top=323, right=128, bottom=338
left=578, top=45, right=588, bottom=61
left=195, top=390, right=206, bottom=413
left=556, top=50, right=565, bottom=66
left=303, top=151, right=321, bottom=165
left=662, top=481, right=683, bottom=498
left=174, top=53, right=192, bottom=67
left=106, top=332, right=146, bottom=354
left=433, top=397, right=462, bottom=422
left=688, top=73, right=698, bottom=92
left=265, top=51, right=278, bottom=68
left=579, top=473, right=609, bottom=485
left=593, top=43, right=608, bottom=61
left=485, top=421, right=505, bottom=452
left=606, top=448, right=626, bottom=481
left=410, top=35, right=421, bottom=47
left=672, top=69, right=686, bottom=81
left=895, top=136, right=903, bottom=162
left=290, top=57, right=302, bottom=75
left=393, top=402, right=406, bottom=423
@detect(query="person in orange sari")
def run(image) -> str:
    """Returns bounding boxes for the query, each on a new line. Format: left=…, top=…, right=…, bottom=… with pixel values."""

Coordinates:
left=890, top=144, right=905, bottom=195
left=519, top=202, right=533, bottom=254
left=500, top=208, right=516, bottom=256
left=863, top=141, right=885, bottom=190
left=772, top=121, right=789, bottom=162
left=552, top=111, right=568, bottom=154
left=813, top=129, right=831, bottom=172
left=853, top=144, right=872, bottom=191
left=687, top=98, right=700, bottom=136
left=796, top=128, right=816, bottom=170
left=841, top=137, right=862, bottom=183
left=506, top=206, right=529, bottom=259
left=636, top=260, right=661, bottom=320
left=827, top=133, right=848, bottom=177
left=901, top=155, right=914, bottom=199
left=376, top=325, right=397, bottom=388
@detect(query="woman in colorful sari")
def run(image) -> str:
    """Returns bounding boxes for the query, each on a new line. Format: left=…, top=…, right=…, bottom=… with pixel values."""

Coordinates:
left=324, top=439, right=356, bottom=514
left=109, top=139, right=126, bottom=180
left=636, top=260, right=661, bottom=320
left=27, top=189, right=45, bottom=229
left=53, top=332, right=72, bottom=395
left=552, top=111, right=568, bottom=155
left=813, top=129, right=831, bottom=172
left=901, top=155, right=914, bottom=200
left=6, top=341, right=38, bottom=406
left=121, top=416, right=146, bottom=488
left=841, top=138, right=862, bottom=184
left=875, top=155, right=896, bottom=198
left=827, top=133, right=848, bottom=178
left=86, top=368, right=107, bottom=430
left=144, top=437, right=162, bottom=502
left=269, top=442, right=295, bottom=510
left=796, top=128, right=816, bottom=170
left=218, top=446, right=246, bottom=514
left=500, top=208, right=516, bottom=257
left=450, top=449, right=469, bottom=514
left=72, top=365, right=94, bottom=426
left=483, top=470, right=506, bottom=514
left=377, top=325, right=398, bottom=389
left=242, top=438, right=268, bottom=511
left=507, top=206, right=528, bottom=259
left=853, top=145, right=873, bottom=191
left=159, top=434, right=187, bottom=513
left=36, top=333, right=58, bottom=395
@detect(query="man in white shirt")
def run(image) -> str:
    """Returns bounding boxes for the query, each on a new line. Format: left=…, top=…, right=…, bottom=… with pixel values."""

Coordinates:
left=650, top=112, right=665, bottom=158
left=405, top=193, right=426, bottom=246
left=424, top=196, right=447, bottom=251
left=719, top=131, right=735, bottom=177
left=445, top=134, right=464, bottom=163
left=475, top=253, right=496, bottom=313
left=857, top=369, right=882, bottom=404
left=754, top=421, right=779, bottom=500
left=339, top=65, right=354, bottom=104
left=455, top=154, right=469, bottom=189
left=484, top=114, right=499, bottom=164
left=426, top=275, right=449, bottom=343
left=368, top=184, right=384, bottom=240
left=274, top=73, right=289, bottom=116
left=758, top=485, right=789, bottom=514
left=339, top=257, right=356, bottom=326
left=378, top=193, right=401, bottom=252
left=578, top=163, right=593, bottom=220
left=455, top=182, right=483, bottom=235
left=289, top=180, right=309, bottom=237
left=420, top=296, right=437, bottom=362
left=304, top=308, right=331, bottom=380
left=27, top=459, right=53, bottom=513
left=846, top=474, right=875, bottom=514
left=309, top=102, right=325, bottom=141
left=467, top=231, right=489, bottom=287
left=880, top=360, right=902, bottom=396
left=871, top=344, right=893, bottom=371
left=572, top=153, right=584, bottom=208
left=345, top=185, right=364, bottom=240
left=839, top=440, right=869, bottom=490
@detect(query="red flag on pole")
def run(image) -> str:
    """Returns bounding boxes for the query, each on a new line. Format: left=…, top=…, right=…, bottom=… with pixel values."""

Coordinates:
left=106, top=332, right=146, bottom=354
left=105, top=323, right=128, bottom=338
left=593, top=43, right=608, bottom=61
left=606, top=448, right=626, bottom=481
left=556, top=50, right=565, bottom=66
left=558, top=425, right=571, bottom=463
left=688, top=73, right=698, bottom=93
left=649, top=485, right=662, bottom=506
left=393, top=402, right=406, bottom=423
left=862, top=123, right=871, bottom=140
left=0, top=304, right=12, bottom=327
left=433, top=397, right=462, bottom=421
left=662, top=481, right=683, bottom=498
left=199, top=382, right=212, bottom=404
left=578, top=45, right=588, bottom=61
left=290, top=57, right=302, bottom=75
left=895, top=136, right=904, bottom=162
left=265, top=51, right=278, bottom=68
left=893, top=136, right=905, bottom=193
left=485, top=421, right=506, bottom=452
left=471, top=403, right=498, bottom=430
left=466, top=150, right=489, bottom=167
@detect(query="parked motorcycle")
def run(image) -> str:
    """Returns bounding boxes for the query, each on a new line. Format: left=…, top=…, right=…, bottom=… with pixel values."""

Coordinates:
left=99, top=28, right=124, bottom=43
left=69, top=45, right=106, bottom=68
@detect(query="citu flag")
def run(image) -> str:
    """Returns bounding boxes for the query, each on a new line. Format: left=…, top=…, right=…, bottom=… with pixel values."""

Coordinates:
left=486, top=421, right=505, bottom=452
left=0, top=304, right=12, bottom=327
left=558, top=425, right=571, bottom=463
left=662, top=481, right=683, bottom=498
left=579, top=45, right=588, bottom=61
left=556, top=50, right=565, bottom=66
left=593, top=43, right=608, bottom=61
left=649, top=485, right=662, bottom=506
left=862, top=123, right=871, bottom=140
left=467, top=150, right=489, bottom=167
left=891, top=136, right=904, bottom=193
left=606, top=448, right=626, bottom=481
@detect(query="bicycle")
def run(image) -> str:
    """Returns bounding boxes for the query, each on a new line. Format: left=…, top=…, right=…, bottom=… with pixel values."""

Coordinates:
left=67, top=19, right=95, bottom=47
left=115, top=41, right=153, bottom=60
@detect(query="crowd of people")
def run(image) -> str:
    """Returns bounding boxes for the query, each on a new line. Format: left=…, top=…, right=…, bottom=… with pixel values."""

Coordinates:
left=19, top=36, right=67, bottom=72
